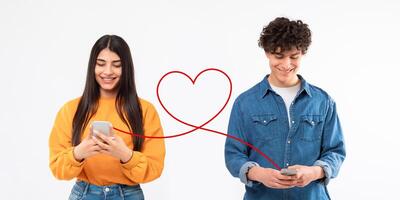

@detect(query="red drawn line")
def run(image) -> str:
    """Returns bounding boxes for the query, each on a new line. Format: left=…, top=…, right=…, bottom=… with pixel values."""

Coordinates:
left=112, top=68, right=281, bottom=170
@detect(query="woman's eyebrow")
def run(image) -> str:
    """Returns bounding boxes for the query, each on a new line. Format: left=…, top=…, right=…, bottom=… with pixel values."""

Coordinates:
left=96, top=59, right=120, bottom=63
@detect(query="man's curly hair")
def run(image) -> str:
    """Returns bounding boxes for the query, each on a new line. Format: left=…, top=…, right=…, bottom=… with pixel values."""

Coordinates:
left=258, top=17, right=312, bottom=54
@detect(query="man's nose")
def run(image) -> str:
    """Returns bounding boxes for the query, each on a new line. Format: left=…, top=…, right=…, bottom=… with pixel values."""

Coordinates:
left=281, top=58, right=292, bottom=69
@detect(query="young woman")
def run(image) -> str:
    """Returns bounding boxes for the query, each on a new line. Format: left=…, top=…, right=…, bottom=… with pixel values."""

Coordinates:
left=49, top=35, right=165, bottom=200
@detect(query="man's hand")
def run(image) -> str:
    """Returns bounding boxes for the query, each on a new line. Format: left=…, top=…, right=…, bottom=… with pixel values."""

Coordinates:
left=248, top=166, right=297, bottom=189
left=288, top=165, right=325, bottom=187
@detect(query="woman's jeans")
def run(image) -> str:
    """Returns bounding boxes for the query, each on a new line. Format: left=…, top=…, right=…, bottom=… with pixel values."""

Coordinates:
left=68, top=180, right=144, bottom=200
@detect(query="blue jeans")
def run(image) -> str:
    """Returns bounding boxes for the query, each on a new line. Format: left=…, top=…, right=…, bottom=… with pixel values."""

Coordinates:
left=68, top=180, right=144, bottom=200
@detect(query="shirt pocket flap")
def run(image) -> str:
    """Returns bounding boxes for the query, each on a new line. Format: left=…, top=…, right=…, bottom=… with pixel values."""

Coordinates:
left=251, top=114, right=277, bottom=126
left=301, top=115, right=323, bottom=142
left=250, top=114, right=279, bottom=142
left=301, top=115, right=323, bottom=126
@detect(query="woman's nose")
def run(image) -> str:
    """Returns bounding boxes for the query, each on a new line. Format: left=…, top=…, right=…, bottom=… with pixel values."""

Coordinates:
left=103, top=64, right=113, bottom=74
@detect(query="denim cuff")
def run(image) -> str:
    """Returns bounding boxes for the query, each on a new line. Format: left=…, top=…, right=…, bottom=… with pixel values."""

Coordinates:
left=314, top=160, right=332, bottom=185
left=239, top=161, right=259, bottom=187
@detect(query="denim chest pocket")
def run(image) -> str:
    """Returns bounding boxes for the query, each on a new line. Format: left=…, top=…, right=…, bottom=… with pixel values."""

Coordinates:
left=251, top=114, right=278, bottom=141
left=301, top=115, right=323, bottom=141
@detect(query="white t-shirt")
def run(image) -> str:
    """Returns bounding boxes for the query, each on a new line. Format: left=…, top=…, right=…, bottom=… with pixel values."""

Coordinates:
left=270, top=83, right=301, bottom=127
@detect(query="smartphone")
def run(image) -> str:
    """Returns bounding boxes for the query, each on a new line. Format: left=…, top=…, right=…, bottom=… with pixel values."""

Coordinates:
left=91, top=121, right=113, bottom=136
left=280, top=168, right=297, bottom=176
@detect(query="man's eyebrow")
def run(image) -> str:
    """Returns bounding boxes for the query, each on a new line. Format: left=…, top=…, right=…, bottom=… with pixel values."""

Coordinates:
left=290, top=52, right=300, bottom=56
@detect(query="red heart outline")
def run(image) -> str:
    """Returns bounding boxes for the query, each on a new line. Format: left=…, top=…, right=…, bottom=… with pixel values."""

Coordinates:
left=113, top=68, right=281, bottom=169
left=155, top=68, right=232, bottom=138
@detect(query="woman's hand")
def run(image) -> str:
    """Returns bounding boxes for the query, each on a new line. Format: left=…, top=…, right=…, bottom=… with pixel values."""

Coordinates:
left=73, top=134, right=102, bottom=162
left=92, top=130, right=133, bottom=163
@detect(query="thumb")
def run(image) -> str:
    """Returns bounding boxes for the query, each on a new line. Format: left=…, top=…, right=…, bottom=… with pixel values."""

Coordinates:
left=288, top=165, right=300, bottom=170
left=84, top=129, right=97, bottom=140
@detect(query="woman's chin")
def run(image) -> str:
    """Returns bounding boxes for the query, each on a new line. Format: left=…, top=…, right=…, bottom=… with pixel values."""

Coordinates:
left=100, top=87, right=118, bottom=96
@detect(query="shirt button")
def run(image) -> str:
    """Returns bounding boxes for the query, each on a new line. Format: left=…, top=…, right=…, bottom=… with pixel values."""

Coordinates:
left=291, top=120, right=295, bottom=124
left=104, top=187, right=110, bottom=192
left=263, top=120, right=267, bottom=123
left=286, top=163, right=289, bottom=166
left=287, top=140, right=291, bottom=144
left=311, top=121, right=315, bottom=125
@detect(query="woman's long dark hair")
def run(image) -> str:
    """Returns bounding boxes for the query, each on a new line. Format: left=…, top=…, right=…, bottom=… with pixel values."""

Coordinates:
left=72, top=35, right=144, bottom=151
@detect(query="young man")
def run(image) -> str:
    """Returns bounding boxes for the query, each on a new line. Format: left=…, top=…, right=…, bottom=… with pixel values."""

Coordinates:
left=225, top=17, right=345, bottom=199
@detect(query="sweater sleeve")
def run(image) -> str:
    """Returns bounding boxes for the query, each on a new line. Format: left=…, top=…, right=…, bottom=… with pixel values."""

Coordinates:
left=121, top=102, right=166, bottom=183
left=49, top=103, right=84, bottom=180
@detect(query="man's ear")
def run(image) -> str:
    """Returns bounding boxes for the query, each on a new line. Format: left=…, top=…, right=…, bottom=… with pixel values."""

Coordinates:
left=265, top=51, right=271, bottom=59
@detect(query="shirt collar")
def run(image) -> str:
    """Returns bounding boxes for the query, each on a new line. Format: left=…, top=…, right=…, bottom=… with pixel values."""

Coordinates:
left=260, top=74, right=312, bottom=98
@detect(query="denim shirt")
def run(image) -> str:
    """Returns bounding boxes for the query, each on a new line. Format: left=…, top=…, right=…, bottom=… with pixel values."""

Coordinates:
left=225, top=75, right=346, bottom=200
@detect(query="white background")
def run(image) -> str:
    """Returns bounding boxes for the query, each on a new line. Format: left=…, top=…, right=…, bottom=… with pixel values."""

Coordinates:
left=0, top=0, right=399, bottom=199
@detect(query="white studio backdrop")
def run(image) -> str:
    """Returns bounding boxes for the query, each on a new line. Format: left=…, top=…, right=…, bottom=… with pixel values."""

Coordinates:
left=0, top=0, right=399, bottom=199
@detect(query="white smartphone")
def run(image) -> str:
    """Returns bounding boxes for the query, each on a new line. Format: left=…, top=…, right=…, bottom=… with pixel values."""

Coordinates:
left=280, top=168, right=297, bottom=176
left=91, top=121, right=113, bottom=136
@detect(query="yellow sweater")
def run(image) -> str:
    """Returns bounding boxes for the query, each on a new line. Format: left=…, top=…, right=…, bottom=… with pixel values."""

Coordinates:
left=49, top=97, right=165, bottom=186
